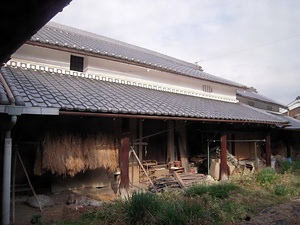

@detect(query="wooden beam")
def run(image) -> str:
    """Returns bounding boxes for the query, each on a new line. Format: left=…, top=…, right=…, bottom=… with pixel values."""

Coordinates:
left=220, top=132, right=228, bottom=180
left=265, top=133, right=271, bottom=167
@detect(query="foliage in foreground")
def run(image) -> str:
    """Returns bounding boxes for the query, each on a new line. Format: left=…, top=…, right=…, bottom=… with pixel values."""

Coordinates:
left=58, top=164, right=300, bottom=225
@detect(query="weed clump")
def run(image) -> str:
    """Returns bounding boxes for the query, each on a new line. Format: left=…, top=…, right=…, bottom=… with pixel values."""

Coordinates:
left=256, top=168, right=278, bottom=186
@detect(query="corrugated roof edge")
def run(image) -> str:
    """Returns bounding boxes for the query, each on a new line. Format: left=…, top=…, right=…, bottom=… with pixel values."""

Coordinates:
left=28, top=22, right=247, bottom=89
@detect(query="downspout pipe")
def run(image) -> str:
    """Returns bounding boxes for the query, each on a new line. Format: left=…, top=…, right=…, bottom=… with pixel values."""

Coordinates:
left=2, top=115, right=17, bottom=225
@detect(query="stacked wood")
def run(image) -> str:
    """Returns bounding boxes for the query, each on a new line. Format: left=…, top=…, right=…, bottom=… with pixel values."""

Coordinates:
left=149, top=173, right=210, bottom=192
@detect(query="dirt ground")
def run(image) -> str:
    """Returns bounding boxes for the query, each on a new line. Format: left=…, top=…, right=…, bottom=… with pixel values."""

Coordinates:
left=11, top=188, right=300, bottom=225
left=243, top=197, right=300, bottom=225
left=11, top=186, right=120, bottom=225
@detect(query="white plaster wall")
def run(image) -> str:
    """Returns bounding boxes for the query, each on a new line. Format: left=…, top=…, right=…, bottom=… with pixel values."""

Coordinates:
left=11, top=44, right=238, bottom=102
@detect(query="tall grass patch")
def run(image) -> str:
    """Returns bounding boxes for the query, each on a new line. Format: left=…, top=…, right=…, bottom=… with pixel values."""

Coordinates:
left=185, top=182, right=240, bottom=199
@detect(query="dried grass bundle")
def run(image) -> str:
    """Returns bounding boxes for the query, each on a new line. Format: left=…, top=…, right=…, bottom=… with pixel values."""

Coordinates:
left=34, top=131, right=119, bottom=177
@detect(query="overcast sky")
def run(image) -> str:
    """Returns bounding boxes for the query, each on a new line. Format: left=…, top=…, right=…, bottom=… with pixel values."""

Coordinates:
left=52, top=0, right=300, bottom=105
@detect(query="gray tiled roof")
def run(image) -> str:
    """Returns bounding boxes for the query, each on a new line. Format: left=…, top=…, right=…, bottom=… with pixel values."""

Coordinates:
left=0, top=65, right=286, bottom=124
left=0, top=82, right=10, bottom=105
left=29, top=22, right=246, bottom=88
left=270, top=113, right=300, bottom=130
left=237, top=89, right=287, bottom=108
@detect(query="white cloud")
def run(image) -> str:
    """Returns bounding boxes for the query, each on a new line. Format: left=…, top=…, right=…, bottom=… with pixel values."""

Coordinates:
left=53, top=0, right=300, bottom=104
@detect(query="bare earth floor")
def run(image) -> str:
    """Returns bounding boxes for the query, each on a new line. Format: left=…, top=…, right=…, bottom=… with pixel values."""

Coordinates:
left=244, top=197, right=300, bottom=225
left=11, top=190, right=300, bottom=225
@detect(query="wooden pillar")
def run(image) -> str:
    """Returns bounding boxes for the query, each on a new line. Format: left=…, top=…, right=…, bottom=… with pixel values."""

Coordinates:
left=231, top=133, right=235, bottom=156
left=138, top=119, right=143, bottom=161
left=220, top=132, right=228, bottom=180
left=265, top=133, right=271, bottom=167
left=167, top=120, right=175, bottom=162
left=287, top=140, right=291, bottom=159
left=119, top=132, right=130, bottom=190
left=176, top=121, right=189, bottom=172
left=120, top=118, right=130, bottom=192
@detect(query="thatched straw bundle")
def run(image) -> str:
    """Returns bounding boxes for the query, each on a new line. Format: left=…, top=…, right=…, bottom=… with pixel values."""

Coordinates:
left=34, top=131, right=119, bottom=177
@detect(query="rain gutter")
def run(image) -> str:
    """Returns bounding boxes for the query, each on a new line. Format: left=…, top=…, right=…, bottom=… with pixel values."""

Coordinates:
left=59, top=110, right=286, bottom=126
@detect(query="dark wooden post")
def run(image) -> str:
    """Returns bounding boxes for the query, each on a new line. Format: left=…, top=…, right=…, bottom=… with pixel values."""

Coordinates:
left=220, top=132, right=228, bottom=180
left=119, top=132, right=130, bottom=190
left=167, top=120, right=175, bottom=162
left=265, top=133, right=271, bottom=167
left=287, top=140, right=291, bottom=159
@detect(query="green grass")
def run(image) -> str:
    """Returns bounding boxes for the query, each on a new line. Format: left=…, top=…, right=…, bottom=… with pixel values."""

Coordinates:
left=57, top=170, right=300, bottom=225
left=184, top=182, right=240, bottom=199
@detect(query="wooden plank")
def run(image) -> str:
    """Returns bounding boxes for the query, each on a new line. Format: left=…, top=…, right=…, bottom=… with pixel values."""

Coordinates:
left=173, top=171, right=186, bottom=189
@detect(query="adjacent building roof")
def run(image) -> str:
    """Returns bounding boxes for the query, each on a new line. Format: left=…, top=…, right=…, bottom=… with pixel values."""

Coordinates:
left=271, top=113, right=300, bottom=130
left=28, top=22, right=246, bottom=89
left=237, top=89, right=287, bottom=108
left=0, top=64, right=286, bottom=124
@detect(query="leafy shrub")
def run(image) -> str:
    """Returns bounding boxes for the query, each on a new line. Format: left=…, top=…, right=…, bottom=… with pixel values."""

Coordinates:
left=280, top=159, right=300, bottom=174
left=274, top=185, right=289, bottom=196
left=257, top=168, right=278, bottom=186
left=280, top=161, right=292, bottom=173
left=291, top=159, right=300, bottom=172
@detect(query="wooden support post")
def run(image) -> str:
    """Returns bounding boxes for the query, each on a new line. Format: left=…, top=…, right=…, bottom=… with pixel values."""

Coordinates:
left=265, top=133, right=271, bottom=167
left=167, top=120, right=175, bottom=162
left=130, top=119, right=137, bottom=185
left=220, top=132, right=228, bottom=181
left=138, top=119, right=143, bottom=162
left=287, top=140, right=291, bottom=159
left=254, top=142, right=259, bottom=171
left=12, top=147, right=18, bottom=223
left=177, top=134, right=189, bottom=173
left=119, top=132, right=130, bottom=191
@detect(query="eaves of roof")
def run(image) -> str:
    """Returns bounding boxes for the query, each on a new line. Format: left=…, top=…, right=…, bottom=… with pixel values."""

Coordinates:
left=27, top=22, right=247, bottom=89
left=0, top=64, right=287, bottom=126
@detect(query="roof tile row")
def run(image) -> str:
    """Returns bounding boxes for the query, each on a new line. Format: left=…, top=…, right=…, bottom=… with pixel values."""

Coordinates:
left=0, top=65, right=286, bottom=124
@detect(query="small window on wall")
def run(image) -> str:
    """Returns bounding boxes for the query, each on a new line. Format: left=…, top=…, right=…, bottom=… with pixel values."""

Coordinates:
left=70, top=55, right=84, bottom=72
left=248, top=101, right=254, bottom=107
left=267, top=105, right=272, bottom=111
left=203, top=85, right=212, bottom=93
